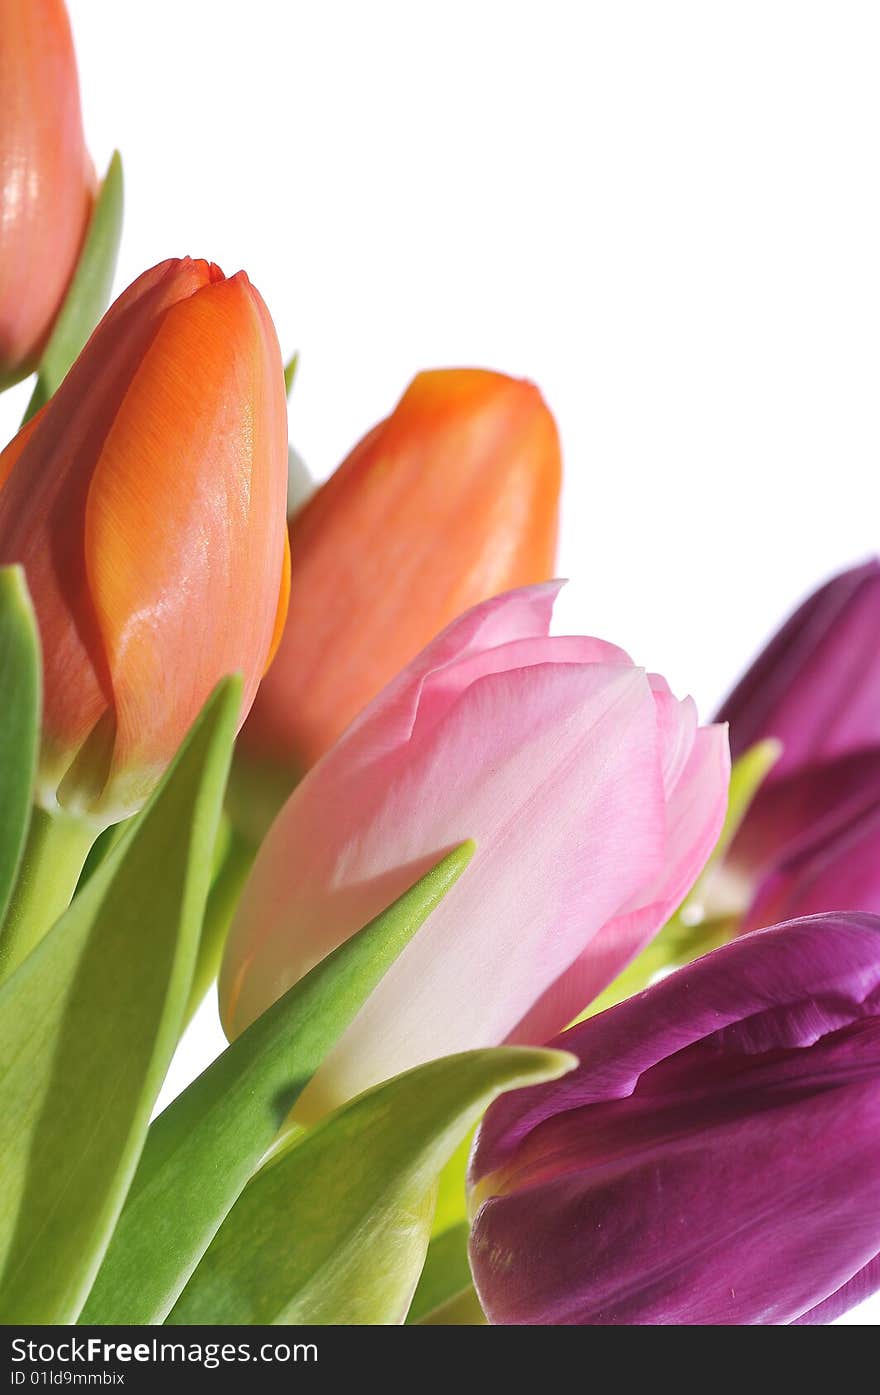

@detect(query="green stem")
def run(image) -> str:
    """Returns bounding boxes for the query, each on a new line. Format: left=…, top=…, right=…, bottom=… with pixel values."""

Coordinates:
left=0, top=807, right=98, bottom=982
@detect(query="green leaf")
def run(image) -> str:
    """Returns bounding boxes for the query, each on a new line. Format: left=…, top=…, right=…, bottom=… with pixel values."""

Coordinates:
left=283, top=351, right=299, bottom=396
left=431, top=1128, right=473, bottom=1235
left=418, top=1284, right=486, bottom=1324
left=406, top=1221, right=474, bottom=1324
left=0, top=568, right=40, bottom=928
left=168, top=1045, right=575, bottom=1326
left=183, top=823, right=255, bottom=1024
left=23, top=153, right=124, bottom=423
left=0, top=678, right=239, bottom=1323
left=81, top=841, right=475, bottom=1325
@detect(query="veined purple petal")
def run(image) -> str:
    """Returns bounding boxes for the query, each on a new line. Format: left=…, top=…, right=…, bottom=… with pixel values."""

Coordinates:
left=727, top=747, right=880, bottom=883
left=795, top=1254, right=880, bottom=1325
left=717, top=559, right=880, bottom=775
left=744, top=798, right=880, bottom=933
left=469, top=914, right=880, bottom=1325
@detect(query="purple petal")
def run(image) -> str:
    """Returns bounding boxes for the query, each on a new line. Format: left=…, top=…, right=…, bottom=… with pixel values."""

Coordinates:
left=469, top=914, right=880, bottom=1325
left=716, top=559, right=880, bottom=775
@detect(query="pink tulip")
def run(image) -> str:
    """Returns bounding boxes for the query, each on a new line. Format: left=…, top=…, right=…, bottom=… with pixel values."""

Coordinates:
left=220, top=584, right=729, bottom=1120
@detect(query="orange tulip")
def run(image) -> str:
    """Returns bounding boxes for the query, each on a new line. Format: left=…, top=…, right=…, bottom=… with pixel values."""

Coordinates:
left=0, top=257, right=289, bottom=824
left=0, top=0, right=96, bottom=385
left=238, top=368, right=562, bottom=781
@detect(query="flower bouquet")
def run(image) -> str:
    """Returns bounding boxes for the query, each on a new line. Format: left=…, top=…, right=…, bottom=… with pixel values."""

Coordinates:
left=0, top=0, right=878, bottom=1342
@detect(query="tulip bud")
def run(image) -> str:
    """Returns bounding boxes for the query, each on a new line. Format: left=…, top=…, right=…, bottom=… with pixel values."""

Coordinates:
left=0, top=257, right=289, bottom=824
left=469, top=913, right=880, bottom=1325
left=741, top=786, right=880, bottom=933
left=236, top=369, right=562, bottom=786
left=220, top=583, right=728, bottom=1121
left=0, top=0, right=96, bottom=385
left=718, top=559, right=880, bottom=776
left=715, top=560, right=880, bottom=922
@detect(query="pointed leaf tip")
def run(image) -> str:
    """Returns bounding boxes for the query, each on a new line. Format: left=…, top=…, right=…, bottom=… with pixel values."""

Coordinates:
left=168, top=1044, right=576, bottom=1326
left=82, top=836, right=474, bottom=1324
left=23, top=151, right=124, bottom=423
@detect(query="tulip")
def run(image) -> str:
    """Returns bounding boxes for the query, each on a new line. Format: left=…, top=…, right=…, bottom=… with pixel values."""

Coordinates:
left=741, top=793, right=880, bottom=933
left=220, top=583, right=729, bottom=1121
left=0, top=0, right=96, bottom=385
left=468, top=912, right=880, bottom=1325
left=714, top=560, right=880, bottom=923
left=236, top=369, right=562, bottom=783
left=718, top=559, right=880, bottom=774
left=0, top=257, right=289, bottom=824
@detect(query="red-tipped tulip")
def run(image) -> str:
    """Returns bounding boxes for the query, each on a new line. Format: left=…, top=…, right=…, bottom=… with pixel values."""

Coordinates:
left=0, top=0, right=95, bottom=384
left=0, top=257, right=289, bottom=823
left=237, top=369, right=562, bottom=780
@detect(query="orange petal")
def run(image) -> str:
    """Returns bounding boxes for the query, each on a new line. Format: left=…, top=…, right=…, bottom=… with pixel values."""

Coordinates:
left=84, top=271, right=288, bottom=812
left=242, top=368, right=561, bottom=769
left=265, top=528, right=291, bottom=673
left=0, top=0, right=95, bottom=381
left=0, top=405, right=45, bottom=492
left=0, top=259, right=225, bottom=791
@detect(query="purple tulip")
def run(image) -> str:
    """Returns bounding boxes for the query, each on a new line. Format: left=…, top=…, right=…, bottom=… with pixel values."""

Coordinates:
left=741, top=795, right=880, bottom=935
left=717, top=558, right=880, bottom=775
left=714, top=561, right=880, bottom=923
left=468, top=913, right=880, bottom=1325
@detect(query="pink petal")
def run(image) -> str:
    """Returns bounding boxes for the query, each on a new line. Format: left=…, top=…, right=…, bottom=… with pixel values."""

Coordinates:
left=224, top=659, right=665, bottom=1120
left=509, top=724, right=730, bottom=1042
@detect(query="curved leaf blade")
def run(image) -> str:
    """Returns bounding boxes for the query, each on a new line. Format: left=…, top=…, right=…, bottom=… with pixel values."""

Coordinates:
left=81, top=841, right=475, bottom=1324
left=0, top=568, right=40, bottom=926
left=168, top=1046, right=575, bottom=1326
left=23, top=152, right=124, bottom=422
left=406, top=1221, right=474, bottom=1324
left=0, top=678, right=239, bottom=1323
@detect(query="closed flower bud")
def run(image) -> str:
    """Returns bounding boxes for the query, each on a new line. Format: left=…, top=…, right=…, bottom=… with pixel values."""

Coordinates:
left=718, top=559, right=880, bottom=778
left=0, top=0, right=96, bottom=384
left=741, top=785, right=880, bottom=932
left=0, top=257, right=289, bottom=823
left=221, top=583, right=728, bottom=1121
left=237, top=368, right=562, bottom=782
left=715, top=560, right=880, bottom=922
left=469, top=913, right=880, bottom=1325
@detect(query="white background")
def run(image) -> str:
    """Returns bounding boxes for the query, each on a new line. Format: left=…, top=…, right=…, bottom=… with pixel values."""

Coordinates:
left=2, top=1, right=877, bottom=1323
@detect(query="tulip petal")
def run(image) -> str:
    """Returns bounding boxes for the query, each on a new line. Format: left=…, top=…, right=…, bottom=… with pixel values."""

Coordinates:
left=0, top=0, right=95, bottom=380
left=84, top=273, right=288, bottom=815
left=335, top=582, right=565, bottom=764
left=470, top=913, right=880, bottom=1177
left=472, top=1068, right=880, bottom=1324
left=265, top=530, right=291, bottom=673
left=508, top=723, right=730, bottom=1042
left=226, top=658, right=666, bottom=1121
left=412, top=634, right=631, bottom=743
left=470, top=914, right=880, bottom=1325
left=0, top=259, right=224, bottom=798
left=743, top=797, right=880, bottom=933
left=795, top=1254, right=880, bottom=1325
left=23, top=151, right=124, bottom=421
left=240, top=369, right=562, bottom=767
left=728, top=747, right=880, bottom=882
left=718, top=559, right=880, bottom=774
